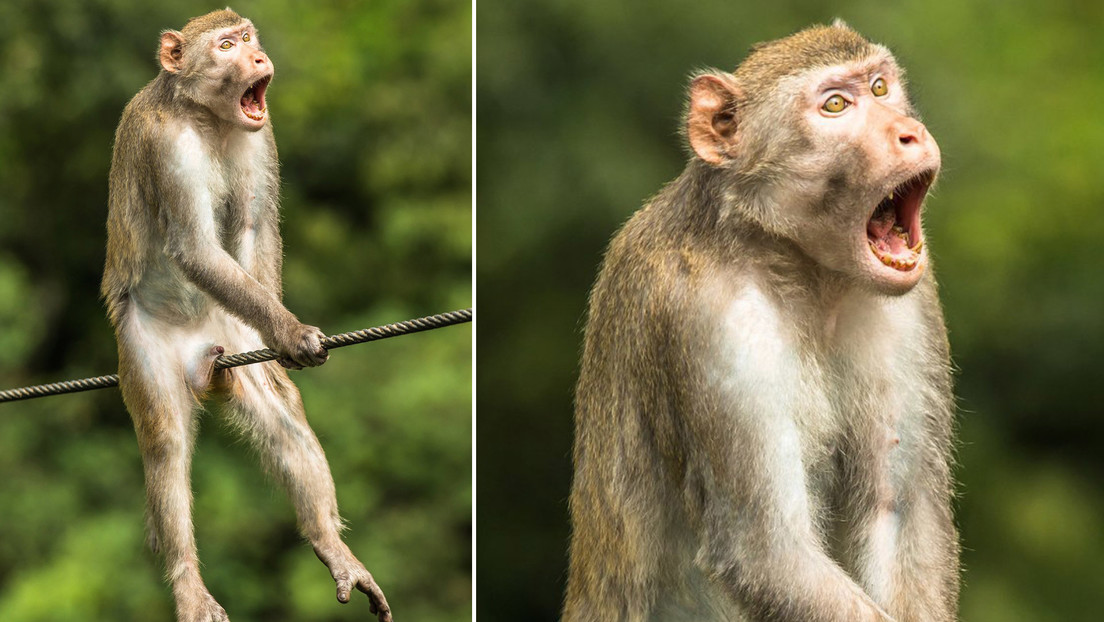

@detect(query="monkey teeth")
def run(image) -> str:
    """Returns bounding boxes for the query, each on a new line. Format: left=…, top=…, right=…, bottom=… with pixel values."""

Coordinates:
left=868, top=240, right=921, bottom=270
left=867, top=216, right=922, bottom=271
left=868, top=227, right=923, bottom=271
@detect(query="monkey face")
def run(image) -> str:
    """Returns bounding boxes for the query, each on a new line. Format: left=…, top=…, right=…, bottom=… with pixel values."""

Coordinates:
left=714, top=59, right=940, bottom=295
left=207, top=23, right=274, bottom=131
left=170, top=20, right=275, bottom=131
left=687, top=34, right=941, bottom=296
left=792, top=61, right=941, bottom=294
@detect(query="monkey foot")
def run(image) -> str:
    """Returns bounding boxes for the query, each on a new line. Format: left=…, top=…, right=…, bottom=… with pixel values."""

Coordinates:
left=314, top=544, right=392, bottom=622
left=175, top=588, right=229, bottom=622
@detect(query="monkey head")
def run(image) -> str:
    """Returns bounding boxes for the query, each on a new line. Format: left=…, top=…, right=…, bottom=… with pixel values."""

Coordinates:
left=687, top=23, right=940, bottom=295
left=159, top=9, right=274, bottom=132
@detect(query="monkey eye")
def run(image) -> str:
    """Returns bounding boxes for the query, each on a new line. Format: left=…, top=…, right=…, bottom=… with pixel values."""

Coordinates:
left=872, top=77, right=888, bottom=97
left=822, top=94, right=850, bottom=114
left=219, top=40, right=233, bottom=50
left=243, top=32, right=251, bottom=42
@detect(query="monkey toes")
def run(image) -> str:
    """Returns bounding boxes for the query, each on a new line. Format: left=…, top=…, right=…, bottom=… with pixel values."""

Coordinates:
left=176, top=590, right=230, bottom=622
left=315, top=546, right=392, bottom=622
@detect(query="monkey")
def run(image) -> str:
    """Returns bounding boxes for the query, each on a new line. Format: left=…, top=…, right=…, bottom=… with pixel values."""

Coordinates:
left=101, top=9, right=391, bottom=622
left=563, top=22, right=958, bottom=622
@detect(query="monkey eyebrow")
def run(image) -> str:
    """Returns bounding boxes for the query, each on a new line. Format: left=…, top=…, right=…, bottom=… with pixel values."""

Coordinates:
left=816, top=76, right=864, bottom=96
left=215, top=25, right=255, bottom=42
left=817, top=64, right=896, bottom=94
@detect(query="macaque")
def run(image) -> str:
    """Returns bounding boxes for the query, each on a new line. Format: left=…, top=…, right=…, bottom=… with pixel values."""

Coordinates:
left=564, top=23, right=958, bottom=622
left=101, top=9, right=390, bottom=622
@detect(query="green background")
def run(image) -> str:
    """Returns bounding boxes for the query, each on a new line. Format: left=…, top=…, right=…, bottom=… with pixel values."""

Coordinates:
left=478, top=1, right=1104, bottom=621
left=0, top=1, right=471, bottom=621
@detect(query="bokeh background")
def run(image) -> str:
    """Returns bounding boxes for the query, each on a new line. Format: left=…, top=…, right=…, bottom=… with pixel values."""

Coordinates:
left=478, top=1, right=1104, bottom=621
left=0, top=1, right=470, bottom=620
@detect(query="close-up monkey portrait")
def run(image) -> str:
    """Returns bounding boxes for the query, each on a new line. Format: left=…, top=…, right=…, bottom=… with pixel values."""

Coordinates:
left=0, top=2, right=470, bottom=621
left=478, top=2, right=1104, bottom=622
left=564, top=22, right=957, bottom=621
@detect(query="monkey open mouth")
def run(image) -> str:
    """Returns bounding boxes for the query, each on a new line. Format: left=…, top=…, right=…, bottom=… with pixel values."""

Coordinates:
left=241, top=75, right=271, bottom=122
left=866, top=170, right=934, bottom=271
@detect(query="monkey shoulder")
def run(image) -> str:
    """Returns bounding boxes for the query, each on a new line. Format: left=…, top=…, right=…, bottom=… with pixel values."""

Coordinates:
left=595, top=214, right=704, bottom=317
left=114, top=101, right=190, bottom=174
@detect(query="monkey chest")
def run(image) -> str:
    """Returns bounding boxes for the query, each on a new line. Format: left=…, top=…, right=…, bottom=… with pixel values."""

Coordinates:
left=794, top=352, right=921, bottom=506
left=205, top=166, right=268, bottom=261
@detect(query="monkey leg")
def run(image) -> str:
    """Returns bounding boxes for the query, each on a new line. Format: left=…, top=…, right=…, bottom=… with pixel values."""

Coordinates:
left=217, top=361, right=392, bottom=622
left=117, top=331, right=230, bottom=622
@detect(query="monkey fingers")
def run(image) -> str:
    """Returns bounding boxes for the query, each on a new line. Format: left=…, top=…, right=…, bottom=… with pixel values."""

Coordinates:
left=276, top=356, right=304, bottom=370
left=277, top=349, right=326, bottom=369
left=295, top=327, right=329, bottom=367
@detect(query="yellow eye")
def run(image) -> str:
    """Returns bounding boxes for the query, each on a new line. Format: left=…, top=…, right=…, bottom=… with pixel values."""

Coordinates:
left=822, top=94, right=848, bottom=113
left=243, top=32, right=250, bottom=42
left=220, top=40, right=233, bottom=50
left=872, top=77, right=888, bottom=97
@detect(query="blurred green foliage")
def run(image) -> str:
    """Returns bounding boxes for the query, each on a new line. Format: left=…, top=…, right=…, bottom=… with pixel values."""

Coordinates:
left=0, top=0, right=471, bottom=621
left=478, top=1, right=1104, bottom=621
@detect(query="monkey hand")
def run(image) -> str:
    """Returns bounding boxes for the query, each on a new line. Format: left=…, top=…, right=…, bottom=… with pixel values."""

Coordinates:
left=270, top=322, right=330, bottom=369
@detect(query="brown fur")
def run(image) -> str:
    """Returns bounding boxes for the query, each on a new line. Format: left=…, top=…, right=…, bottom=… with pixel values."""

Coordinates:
left=102, top=10, right=391, bottom=622
left=564, top=23, right=958, bottom=622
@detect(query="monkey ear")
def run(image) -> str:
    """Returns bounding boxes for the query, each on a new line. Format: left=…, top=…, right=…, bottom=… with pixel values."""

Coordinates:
left=687, top=73, right=743, bottom=166
left=159, top=31, right=185, bottom=73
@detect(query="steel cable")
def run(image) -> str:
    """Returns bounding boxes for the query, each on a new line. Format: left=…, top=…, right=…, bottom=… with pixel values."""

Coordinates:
left=0, top=308, right=472, bottom=404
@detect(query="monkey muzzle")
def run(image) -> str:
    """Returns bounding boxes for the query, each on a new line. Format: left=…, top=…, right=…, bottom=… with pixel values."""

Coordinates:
left=866, top=169, right=934, bottom=272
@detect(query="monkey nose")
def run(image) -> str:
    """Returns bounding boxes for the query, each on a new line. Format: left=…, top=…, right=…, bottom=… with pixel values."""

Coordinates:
left=893, top=120, right=938, bottom=164
left=896, top=121, right=928, bottom=147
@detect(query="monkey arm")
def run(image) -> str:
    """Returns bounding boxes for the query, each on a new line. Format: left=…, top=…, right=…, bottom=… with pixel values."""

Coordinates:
left=880, top=486, right=959, bottom=622
left=690, top=415, right=897, bottom=621
left=250, top=131, right=286, bottom=297
left=860, top=336, right=959, bottom=622
left=252, top=215, right=285, bottom=296
left=168, top=227, right=299, bottom=342
left=877, top=304, right=959, bottom=622
left=154, top=160, right=310, bottom=357
left=176, top=241, right=295, bottom=334
left=687, top=409, right=895, bottom=621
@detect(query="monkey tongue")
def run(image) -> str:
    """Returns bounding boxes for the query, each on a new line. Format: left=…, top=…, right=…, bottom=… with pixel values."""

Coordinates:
left=867, top=215, right=919, bottom=271
left=867, top=211, right=897, bottom=249
left=869, top=226, right=910, bottom=256
left=866, top=194, right=917, bottom=260
left=241, top=91, right=263, bottom=115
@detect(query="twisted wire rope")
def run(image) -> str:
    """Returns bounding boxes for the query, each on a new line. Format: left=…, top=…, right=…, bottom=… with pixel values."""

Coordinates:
left=0, top=308, right=472, bottom=404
